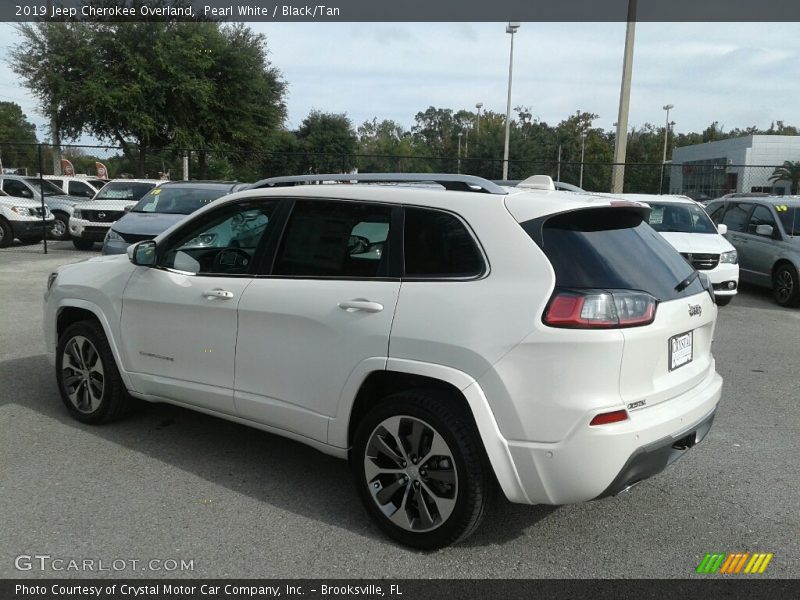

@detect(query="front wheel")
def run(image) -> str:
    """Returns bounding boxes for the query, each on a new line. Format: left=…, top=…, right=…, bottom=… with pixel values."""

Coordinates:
left=773, top=264, right=800, bottom=307
left=56, top=321, right=133, bottom=424
left=50, top=213, right=70, bottom=240
left=352, top=390, right=492, bottom=549
left=0, top=218, right=12, bottom=248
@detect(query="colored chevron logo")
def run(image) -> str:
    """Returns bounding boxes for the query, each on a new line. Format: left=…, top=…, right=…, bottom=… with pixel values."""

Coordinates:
left=696, top=552, right=774, bottom=574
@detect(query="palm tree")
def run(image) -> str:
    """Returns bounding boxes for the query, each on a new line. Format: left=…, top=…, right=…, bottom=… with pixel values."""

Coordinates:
left=769, top=161, right=800, bottom=194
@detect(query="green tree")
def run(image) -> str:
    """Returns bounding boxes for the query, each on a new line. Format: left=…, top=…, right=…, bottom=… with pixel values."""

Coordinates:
left=769, top=161, right=800, bottom=194
left=296, top=111, right=357, bottom=173
left=10, top=8, right=286, bottom=177
left=0, top=102, right=38, bottom=172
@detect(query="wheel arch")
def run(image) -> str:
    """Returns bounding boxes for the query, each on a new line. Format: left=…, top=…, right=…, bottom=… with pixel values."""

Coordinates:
left=55, top=300, right=131, bottom=389
left=771, top=258, right=798, bottom=279
left=334, top=358, right=529, bottom=504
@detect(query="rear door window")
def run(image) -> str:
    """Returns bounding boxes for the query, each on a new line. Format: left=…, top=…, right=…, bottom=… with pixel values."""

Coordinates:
left=273, top=200, right=392, bottom=278
left=720, top=202, right=754, bottom=233
left=403, top=208, right=484, bottom=278
left=523, top=208, right=704, bottom=301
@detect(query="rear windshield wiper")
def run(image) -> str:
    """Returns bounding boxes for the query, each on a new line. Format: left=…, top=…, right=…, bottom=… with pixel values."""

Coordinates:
left=675, top=270, right=699, bottom=292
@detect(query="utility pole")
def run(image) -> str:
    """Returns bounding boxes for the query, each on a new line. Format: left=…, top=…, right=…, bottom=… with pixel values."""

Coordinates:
left=502, top=22, right=520, bottom=181
left=659, top=104, right=674, bottom=193
left=611, top=0, right=637, bottom=193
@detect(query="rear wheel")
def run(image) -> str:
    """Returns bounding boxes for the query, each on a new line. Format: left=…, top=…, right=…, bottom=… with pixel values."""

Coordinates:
left=73, top=238, right=95, bottom=251
left=352, top=390, right=492, bottom=549
left=50, top=213, right=70, bottom=240
left=773, top=263, right=800, bottom=307
left=0, top=218, right=12, bottom=248
left=56, top=321, right=133, bottom=424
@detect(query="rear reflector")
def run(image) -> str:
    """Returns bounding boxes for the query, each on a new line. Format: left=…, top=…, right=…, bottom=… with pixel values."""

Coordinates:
left=543, top=289, right=657, bottom=329
left=590, top=410, right=629, bottom=426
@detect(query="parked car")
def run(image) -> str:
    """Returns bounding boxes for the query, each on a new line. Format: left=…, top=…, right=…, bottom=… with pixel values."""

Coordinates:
left=607, top=194, right=739, bottom=306
left=0, top=174, right=85, bottom=240
left=69, top=179, right=164, bottom=250
left=705, top=196, right=800, bottom=307
left=102, top=181, right=242, bottom=255
left=44, top=173, right=722, bottom=549
left=43, top=175, right=106, bottom=199
left=0, top=188, right=54, bottom=247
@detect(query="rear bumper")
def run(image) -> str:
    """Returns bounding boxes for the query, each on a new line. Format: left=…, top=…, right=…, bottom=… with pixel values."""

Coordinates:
left=595, top=407, right=716, bottom=498
left=501, top=367, right=722, bottom=505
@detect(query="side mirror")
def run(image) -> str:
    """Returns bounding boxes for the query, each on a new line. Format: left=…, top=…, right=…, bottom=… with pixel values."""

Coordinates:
left=123, top=204, right=133, bottom=213
left=716, top=223, right=728, bottom=235
left=128, top=240, right=156, bottom=266
left=755, top=224, right=774, bottom=237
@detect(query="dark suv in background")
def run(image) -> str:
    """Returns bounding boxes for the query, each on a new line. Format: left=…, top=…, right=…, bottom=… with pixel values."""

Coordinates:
left=102, top=181, right=243, bottom=254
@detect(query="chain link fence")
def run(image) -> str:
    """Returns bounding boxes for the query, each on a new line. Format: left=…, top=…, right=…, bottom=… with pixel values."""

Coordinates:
left=0, top=141, right=795, bottom=254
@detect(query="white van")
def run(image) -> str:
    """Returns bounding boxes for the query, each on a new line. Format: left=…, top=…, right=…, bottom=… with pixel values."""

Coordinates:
left=612, top=194, right=739, bottom=306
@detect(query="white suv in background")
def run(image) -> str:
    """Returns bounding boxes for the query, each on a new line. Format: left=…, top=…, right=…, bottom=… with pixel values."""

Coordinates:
left=69, top=179, right=164, bottom=250
left=44, top=174, right=722, bottom=548
left=0, top=188, right=54, bottom=247
left=609, top=194, right=739, bottom=306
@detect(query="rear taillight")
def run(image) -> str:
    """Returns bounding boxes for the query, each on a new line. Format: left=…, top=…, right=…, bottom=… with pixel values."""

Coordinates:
left=543, top=289, right=657, bottom=329
left=590, top=409, right=629, bottom=426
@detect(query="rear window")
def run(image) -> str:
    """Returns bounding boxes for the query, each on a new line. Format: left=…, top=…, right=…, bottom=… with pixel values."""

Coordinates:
left=774, top=204, right=800, bottom=236
left=523, top=208, right=705, bottom=301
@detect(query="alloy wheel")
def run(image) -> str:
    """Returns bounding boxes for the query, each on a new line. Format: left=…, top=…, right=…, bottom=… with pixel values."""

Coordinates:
left=363, top=415, right=458, bottom=532
left=51, top=219, right=67, bottom=238
left=61, top=335, right=105, bottom=413
left=776, top=269, right=794, bottom=304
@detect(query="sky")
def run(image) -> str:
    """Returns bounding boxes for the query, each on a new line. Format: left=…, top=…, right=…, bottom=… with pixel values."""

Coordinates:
left=1, top=21, right=799, bottom=143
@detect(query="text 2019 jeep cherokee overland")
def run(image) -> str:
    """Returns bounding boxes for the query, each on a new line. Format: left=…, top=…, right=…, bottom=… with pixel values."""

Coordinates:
left=43, top=174, right=722, bottom=549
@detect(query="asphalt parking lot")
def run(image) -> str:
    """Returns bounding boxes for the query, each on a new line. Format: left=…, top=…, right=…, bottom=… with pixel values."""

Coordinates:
left=0, top=242, right=798, bottom=579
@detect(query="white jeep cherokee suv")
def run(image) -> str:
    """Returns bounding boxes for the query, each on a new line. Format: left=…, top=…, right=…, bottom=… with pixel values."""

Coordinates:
left=44, top=174, right=722, bottom=548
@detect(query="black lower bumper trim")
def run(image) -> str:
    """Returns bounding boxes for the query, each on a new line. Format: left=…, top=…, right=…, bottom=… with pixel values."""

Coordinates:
left=11, top=219, right=54, bottom=236
left=595, top=408, right=717, bottom=499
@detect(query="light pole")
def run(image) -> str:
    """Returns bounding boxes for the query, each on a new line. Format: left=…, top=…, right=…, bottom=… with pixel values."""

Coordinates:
left=464, top=128, right=469, bottom=159
left=611, top=0, right=637, bottom=193
left=660, top=103, right=674, bottom=193
left=502, top=21, right=520, bottom=181
left=579, top=132, right=587, bottom=189
left=457, top=132, right=463, bottom=174
left=475, top=102, right=483, bottom=136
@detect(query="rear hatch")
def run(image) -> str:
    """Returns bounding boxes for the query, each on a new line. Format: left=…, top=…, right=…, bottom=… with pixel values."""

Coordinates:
left=522, top=205, right=716, bottom=411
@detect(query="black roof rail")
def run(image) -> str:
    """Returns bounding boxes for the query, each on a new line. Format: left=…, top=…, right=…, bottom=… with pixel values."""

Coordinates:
left=248, top=173, right=507, bottom=195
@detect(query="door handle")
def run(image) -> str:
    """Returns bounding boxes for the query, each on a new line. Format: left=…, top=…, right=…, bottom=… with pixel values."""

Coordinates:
left=338, top=300, right=384, bottom=313
left=203, top=288, right=235, bottom=299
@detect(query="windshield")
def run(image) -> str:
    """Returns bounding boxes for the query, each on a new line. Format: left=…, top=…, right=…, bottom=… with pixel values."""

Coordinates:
left=22, top=177, right=64, bottom=196
left=131, top=186, right=230, bottom=214
left=775, top=205, right=800, bottom=236
left=94, top=182, right=156, bottom=201
left=645, top=203, right=717, bottom=234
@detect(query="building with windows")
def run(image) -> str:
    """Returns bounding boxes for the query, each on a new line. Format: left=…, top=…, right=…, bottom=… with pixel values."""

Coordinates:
left=670, top=135, right=800, bottom=199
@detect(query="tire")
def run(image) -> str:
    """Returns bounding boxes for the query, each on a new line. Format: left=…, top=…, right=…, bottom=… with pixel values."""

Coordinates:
left=715, top=296, right=732, bottom=307
left=0, top=218, right=12, bottom=248
left=352, top=389, right=493, bottom=549
left=73, top=238, right=95, bottom=251
left=50, top=212, right=70, bottom=240
left=56, top=320, right=134, bottom=424
left=772, top=263, right=800, bottom=308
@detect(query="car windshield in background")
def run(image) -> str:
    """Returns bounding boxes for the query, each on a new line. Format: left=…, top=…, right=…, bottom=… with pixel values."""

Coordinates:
left=775, top=204, right=800, bottom=236
left=527, top=208, right=704, bottom=301
left=94, top=182, right=156, bottom=201
left=645, top=202, right=718, bottom=234
left=22, top=177, right=64, bottom=196
left=131, top=187, right=229, bottom=214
